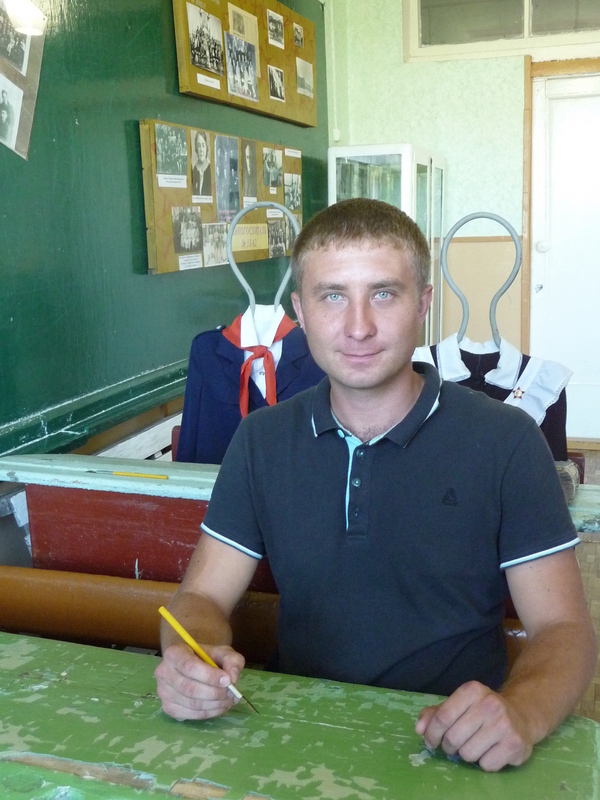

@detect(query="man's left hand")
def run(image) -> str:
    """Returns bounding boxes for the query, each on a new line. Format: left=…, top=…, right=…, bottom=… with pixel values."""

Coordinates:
left=415, top=681, right=533, bottom=772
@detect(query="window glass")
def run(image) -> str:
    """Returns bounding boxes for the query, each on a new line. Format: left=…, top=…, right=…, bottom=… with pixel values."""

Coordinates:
left=416, top=163, right=429, bottom=236
left=420, top=0, right=523, bottom=46
left=532, top=0, right=600, bottom=35
left=335, top=155, right=402, bottom=208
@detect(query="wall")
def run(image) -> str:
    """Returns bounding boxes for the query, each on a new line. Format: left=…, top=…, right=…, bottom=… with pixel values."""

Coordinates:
left=442, top=238, right=522, bottom=346
left=324, top=0, right=525, bottom=344
left=324, top=0, right=525, bottom=235
left=0, top=0, right=328, bottom=455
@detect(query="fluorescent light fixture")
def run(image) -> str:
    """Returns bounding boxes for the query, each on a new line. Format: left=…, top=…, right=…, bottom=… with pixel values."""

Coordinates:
left=4, top=0, right=46, bottom=36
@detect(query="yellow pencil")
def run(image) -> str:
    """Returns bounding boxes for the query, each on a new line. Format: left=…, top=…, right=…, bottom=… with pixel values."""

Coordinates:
left=158, top=606, right=258, bottom=713
left=113, top=471, right=168, bottom=480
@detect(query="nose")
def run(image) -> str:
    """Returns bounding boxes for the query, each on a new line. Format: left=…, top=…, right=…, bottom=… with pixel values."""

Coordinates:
left=344, top=298, right=376, bottom=340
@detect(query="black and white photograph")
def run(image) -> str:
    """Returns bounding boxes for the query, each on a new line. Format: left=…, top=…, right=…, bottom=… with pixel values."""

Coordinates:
left=228, top=5, right=260, bottom=77
left=187, top=3, right=224, bottom=76
left=268, top=219, right=286, bottom=258
left=155, top=123, right=187, bottom=187
left=0, top=2, right=30, bottom=75
left=0, top=75, right=22, bottom=151
left=172, top=206, right=203, bottom=254
left=285, top=215, right=300, bottom=251
left=284, top=172, right=302, bottom=211
left=232, top=9, right=245, bottom=35
left=268, top=64, right=285, bottom=102
left=224, top=32, right=258, bottom=102
left=191, top=129, right=212, bottom=201
left=241, top=139, right=257, bottom=201
left=203, top=222, right=228, bottom=266
left=293, top=22, right=303, bottom=48
left=215, top=134, right=240, bottom=222
left=267, top=9, right=284, bottom=49
left=296, top=57, right=313, bottom=98
left=263, top=147, right=282, bottom=187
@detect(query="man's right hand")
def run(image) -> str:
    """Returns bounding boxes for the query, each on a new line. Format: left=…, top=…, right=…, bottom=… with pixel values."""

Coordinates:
left=154, top=642, right=246, bottom=721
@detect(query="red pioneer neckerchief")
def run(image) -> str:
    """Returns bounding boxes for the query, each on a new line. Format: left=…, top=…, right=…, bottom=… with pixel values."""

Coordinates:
left=222, top=312, right=297, bottom=417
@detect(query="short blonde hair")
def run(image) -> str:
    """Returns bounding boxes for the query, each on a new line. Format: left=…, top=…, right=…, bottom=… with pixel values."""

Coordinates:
left=291, top=198, right=431, bottom=295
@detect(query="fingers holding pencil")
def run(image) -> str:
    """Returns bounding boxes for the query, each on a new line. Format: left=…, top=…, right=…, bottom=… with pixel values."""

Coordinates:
left=155, top=606, right=255, bottom=720
left=155, top=640, right=244, bottom=721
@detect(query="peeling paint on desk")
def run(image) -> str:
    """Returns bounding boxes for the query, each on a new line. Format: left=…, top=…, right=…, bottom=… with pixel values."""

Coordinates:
left=0, top=634, right=598, bottom=799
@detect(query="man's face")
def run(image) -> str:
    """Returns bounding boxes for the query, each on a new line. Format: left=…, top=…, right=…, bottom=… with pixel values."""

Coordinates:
left=291, top=241, right=431, bottom=396
left=0, top=110, right=7, bottom=123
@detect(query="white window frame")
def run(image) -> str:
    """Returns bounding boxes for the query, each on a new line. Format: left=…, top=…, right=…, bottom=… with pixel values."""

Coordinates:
left=403, top=0, right=600, bottom=62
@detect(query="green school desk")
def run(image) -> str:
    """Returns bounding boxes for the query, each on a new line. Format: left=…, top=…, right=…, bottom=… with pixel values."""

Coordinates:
left=0, top=632, right=598, bottom=800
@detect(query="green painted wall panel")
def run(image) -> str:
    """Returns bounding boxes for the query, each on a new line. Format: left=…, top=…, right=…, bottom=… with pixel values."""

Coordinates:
left=0, top=0, right=328, bottom=453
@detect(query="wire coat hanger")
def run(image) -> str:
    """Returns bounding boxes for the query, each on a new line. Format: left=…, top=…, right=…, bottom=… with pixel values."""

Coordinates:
left=440, top=212, right=522, bottom=348
left=226, top=201, right=301, bottom=315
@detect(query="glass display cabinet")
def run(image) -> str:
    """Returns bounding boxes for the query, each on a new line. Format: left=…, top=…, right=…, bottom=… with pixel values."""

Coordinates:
left=327, top=144, right=445, bottom=345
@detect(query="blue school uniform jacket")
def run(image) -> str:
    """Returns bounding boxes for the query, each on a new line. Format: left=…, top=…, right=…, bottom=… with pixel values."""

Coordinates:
left=176, top=325, right=325, bottom=465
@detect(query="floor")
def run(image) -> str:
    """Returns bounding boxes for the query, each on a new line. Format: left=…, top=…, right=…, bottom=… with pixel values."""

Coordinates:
left=574, top=449, right=600, bottom=723
left=581, top=449, right=600, bottom=485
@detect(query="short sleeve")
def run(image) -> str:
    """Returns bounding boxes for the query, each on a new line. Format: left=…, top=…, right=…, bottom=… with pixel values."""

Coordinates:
left=201, top=420, right=265, bottom=560
left=498, top=420, right=578, bottom=569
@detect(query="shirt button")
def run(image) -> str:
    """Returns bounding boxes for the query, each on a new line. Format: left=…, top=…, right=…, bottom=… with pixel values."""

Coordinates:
left=351, top=477, right=362, bottom=487
left=356, top=449, right=365, bottom=458
left=259, top=370, right=265, bottom=376
left=353, top=506, right=359, bottom=517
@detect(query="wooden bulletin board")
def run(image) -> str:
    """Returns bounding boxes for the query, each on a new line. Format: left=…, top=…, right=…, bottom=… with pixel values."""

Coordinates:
left=140, top=118, right=303, bottom=274
left=172, top=0, right=317, bottom=127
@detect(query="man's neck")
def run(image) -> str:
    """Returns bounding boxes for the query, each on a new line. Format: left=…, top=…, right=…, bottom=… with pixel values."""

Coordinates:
left=330, top=372, right=425, bottom=443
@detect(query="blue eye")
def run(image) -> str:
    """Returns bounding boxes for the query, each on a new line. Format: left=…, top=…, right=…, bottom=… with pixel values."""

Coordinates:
left=327, top=293, right=342, bottom=301
left=375, top=291, right=390, bottom=299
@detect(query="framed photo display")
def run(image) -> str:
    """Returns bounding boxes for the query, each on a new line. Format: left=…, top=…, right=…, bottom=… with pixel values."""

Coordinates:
left=140, top=118, right=303, bottom=274
left=172, top=0, right=316, bottom=127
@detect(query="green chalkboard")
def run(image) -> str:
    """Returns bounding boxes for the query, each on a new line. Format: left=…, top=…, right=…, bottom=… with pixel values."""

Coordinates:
left=0, top=0, right=328, bottom=455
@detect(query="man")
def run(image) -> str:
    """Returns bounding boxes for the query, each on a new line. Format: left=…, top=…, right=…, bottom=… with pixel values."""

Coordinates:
left=155, top=199, right=596, bottom=772
left=0, top=107, right=10, bottom=143
left=241, top=141, right=257, bottom=199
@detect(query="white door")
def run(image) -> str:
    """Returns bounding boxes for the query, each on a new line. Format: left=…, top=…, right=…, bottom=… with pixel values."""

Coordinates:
left=530, top=74, right=600, bottom=440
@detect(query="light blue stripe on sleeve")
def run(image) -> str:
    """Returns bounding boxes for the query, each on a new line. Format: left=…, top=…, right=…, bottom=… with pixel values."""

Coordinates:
left=500, top=537, right=580, bottom=570
left=201, top=523, right=263, bottom=559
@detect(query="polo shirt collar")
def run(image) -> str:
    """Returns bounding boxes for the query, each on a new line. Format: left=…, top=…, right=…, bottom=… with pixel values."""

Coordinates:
left=311, top=362, right=442, bottom=446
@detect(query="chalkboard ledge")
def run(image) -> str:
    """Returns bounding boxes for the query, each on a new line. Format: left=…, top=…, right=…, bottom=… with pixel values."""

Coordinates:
left=0, top=361, right=187, bottom=457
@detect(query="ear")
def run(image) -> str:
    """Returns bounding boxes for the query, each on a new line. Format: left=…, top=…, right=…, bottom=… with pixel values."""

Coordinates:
left=291, top=291, right=304, bottom=328
left=418, top=285, right=433, bottom=322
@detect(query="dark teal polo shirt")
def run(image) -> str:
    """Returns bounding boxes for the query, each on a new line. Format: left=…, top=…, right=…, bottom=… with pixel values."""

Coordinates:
left=202, top=363, right=578, bottom=695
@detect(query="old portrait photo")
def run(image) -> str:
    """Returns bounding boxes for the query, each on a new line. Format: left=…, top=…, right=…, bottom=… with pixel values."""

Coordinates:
left=296, top=57, right=313, bottom=98
left=231, top=9, right=245, bottom=36
left=293, top=23, right=304, bottom=48
left=268, top=219, right=286, bottom=258
left=241, top=139, right=257, bottom=201
left=284, top=172, right=302, bottom=211
left=215, top=134, right=240, bottom=222
left=0, top=75, right=23, bottom=151
left=267, top=9, right=284, bottom=49
left=187, top=3, right=224, bottom=76
left=268, top=64, right=285, bottom=102
left=203, top=222, right=228, bottom=267
left=224, top=32, right=258, bottom=102
left=172, top=207, right=203, bottom=255
left=263, top=147, right=282, bottom=187
left=155, top=123, right=187, bottom=179
left=0, top=3, right=30, bottom=75
left=191, top=129, right=212, bottom=201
